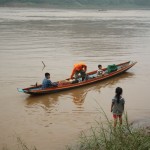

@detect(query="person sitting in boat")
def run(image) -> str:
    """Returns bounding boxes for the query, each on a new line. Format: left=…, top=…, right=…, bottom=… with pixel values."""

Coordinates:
left=42, top=72, right=58, bottom=89
left=97, top=64, right=105, bottom=77
left=70, top=62, right=87, bottom=81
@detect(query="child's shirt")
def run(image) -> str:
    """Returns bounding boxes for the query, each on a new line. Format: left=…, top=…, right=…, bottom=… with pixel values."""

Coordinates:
left=42, top=78, right=58, bottom=89
left=97, top=69, right=104, bottom=76
left=112, top=96, right=125, bottom=115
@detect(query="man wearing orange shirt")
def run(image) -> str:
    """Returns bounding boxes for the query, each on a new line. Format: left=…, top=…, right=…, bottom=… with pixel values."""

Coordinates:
left=70, top=62, right=87, bottom=81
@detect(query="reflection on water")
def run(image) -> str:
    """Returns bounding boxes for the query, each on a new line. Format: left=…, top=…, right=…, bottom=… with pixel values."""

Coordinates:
left=26, top=94, right=59, bottom=109
left=25, top=72, right=134, bottom=110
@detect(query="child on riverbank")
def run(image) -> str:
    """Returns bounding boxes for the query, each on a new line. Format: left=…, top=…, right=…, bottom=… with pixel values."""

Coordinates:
left=111, top=87, right=125, bottom=127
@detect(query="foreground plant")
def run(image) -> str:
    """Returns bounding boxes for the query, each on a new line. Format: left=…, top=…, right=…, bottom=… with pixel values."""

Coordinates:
left=67, top=112, right=150, bottom=150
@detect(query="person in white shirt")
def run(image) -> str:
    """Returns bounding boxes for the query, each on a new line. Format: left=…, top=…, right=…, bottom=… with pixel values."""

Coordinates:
left=97, top=64, right=104, bottom=77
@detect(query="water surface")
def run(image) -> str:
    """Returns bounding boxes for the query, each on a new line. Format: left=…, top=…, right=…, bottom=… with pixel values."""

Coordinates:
left=0, top=7, right=150, bottom=150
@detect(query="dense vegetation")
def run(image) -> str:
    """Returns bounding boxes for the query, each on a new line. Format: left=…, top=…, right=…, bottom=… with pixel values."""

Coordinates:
left=0, top=0, right=150, bottom=8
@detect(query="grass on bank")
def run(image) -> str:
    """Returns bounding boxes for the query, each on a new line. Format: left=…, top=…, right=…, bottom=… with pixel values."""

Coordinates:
left=67, top=109, right=150, bottom=150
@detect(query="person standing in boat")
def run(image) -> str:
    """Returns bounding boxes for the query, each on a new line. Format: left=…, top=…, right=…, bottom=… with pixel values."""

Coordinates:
left=70, top=62, right=87, bottom=81
left=97, top=64, right=105, bottom=77
left=111, top=87, right=125, bottom=128
left=42, top=72, right=58, bottom=89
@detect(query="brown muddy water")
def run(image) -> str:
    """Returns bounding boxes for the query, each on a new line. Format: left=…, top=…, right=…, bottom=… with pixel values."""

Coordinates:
left=0, top=7, right=150, bottom=150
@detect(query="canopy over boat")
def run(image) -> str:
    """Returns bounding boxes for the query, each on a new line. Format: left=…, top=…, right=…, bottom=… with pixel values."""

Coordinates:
left=17, top=61, right=137, bottom=95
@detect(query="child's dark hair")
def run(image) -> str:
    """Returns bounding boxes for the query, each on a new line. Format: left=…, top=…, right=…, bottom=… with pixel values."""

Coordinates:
left=98, top=64, right=102, bottom=68
left=115, top=87, right=123, bottom=103
left=45, top=72, right=50, bottom=77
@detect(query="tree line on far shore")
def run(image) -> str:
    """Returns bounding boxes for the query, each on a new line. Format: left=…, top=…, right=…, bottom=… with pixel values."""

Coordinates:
left=0, top=0, right=150, bottom=8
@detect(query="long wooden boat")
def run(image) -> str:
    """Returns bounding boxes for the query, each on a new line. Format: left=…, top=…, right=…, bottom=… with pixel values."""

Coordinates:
left=17, top=61, right=137, bottom=95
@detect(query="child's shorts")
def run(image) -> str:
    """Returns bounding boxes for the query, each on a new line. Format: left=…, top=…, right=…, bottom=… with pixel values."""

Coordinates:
left=113, top=114, right=122, bottom=119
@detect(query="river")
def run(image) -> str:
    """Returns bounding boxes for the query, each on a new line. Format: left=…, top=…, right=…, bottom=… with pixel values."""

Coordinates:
left=0, top=7, right=150, bottom=150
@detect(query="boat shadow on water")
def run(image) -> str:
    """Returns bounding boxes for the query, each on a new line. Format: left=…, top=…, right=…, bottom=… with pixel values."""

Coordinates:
left=25, top=72, right=135, bottom=109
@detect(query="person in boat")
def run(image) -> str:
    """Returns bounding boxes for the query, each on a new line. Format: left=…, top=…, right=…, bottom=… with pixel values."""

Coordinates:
left=111, top=87, right=125, bottom=128
left=42, top=72, right=58, bottom=89
left=97, top=64, right=105, bottom=77
left=70, top=62, right=87, bottom=81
